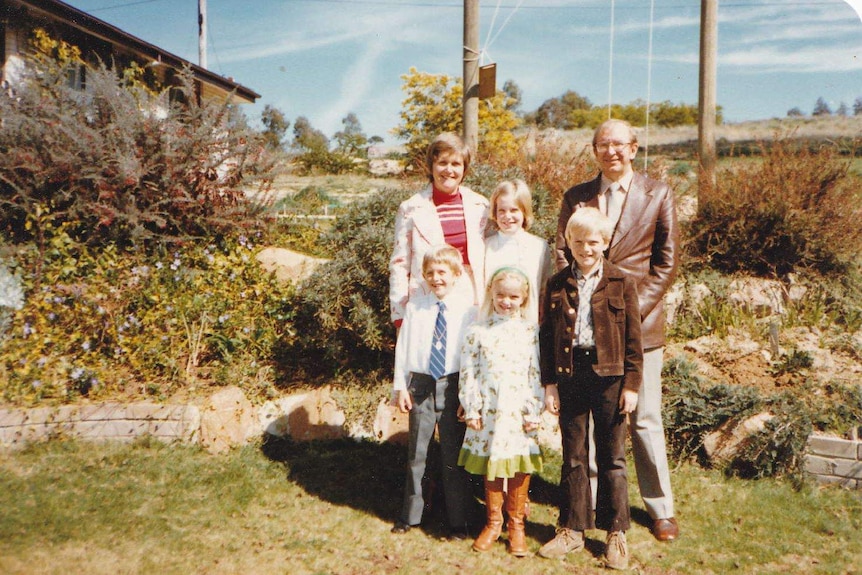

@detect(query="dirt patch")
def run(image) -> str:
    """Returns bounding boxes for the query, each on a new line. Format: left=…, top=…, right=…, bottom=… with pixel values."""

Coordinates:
left=668, top=326, right=862, bottom=398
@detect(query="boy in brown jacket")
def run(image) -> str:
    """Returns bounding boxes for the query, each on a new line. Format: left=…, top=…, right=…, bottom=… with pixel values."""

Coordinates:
left=538, top=207, right=643, bottom=570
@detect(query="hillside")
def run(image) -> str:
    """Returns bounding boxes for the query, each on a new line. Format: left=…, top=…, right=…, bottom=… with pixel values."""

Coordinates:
left=517, top=115, right=862, bottom=162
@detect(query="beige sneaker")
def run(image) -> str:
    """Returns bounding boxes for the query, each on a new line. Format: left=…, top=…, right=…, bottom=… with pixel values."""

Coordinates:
left=537, top=527, right=584, bottom=559
left=605, top=531, right=628, bottom=570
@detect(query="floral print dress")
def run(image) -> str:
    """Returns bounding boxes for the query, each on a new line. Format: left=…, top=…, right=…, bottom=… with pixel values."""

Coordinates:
left=458, top=313, right=543, bottom=480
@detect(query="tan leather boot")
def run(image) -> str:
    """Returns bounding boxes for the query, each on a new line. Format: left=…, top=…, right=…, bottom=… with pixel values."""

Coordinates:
left=472, top=478, right=504, bottom=552
left=506, top=473, right=531, bottom=556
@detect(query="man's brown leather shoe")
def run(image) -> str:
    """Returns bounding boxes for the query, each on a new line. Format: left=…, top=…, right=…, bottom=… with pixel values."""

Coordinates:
left=653, top=518, right=679, bottom=541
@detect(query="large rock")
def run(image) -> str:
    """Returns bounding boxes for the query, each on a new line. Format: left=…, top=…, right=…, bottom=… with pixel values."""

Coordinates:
left=703, top=412, right=774, bottom=466
left=199, top=386, right=256, bottom=454
left=372, top=399, right=409, bottom=444
left=728, top=277, right=805, bottom=317
left=665, top=280, right=685, bottom=326
left=368, top=158, right=403, bottom=176
left=259, top=386, right=346, bottom=441
left=255, top=247, right=328, bottom=284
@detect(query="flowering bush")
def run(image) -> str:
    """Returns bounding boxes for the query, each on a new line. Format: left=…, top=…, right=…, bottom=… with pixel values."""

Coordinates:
left=1, top=232, right=294, bottom=406
left=0, top=45, right=276, bottom=251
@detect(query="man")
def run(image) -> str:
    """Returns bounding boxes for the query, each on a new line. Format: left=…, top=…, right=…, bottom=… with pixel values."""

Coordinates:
left=541, top=119, right=680, bottom=557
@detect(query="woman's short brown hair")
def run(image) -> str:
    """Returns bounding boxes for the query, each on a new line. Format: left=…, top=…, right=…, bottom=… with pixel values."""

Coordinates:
left=425, top=132, right=471, bottom=183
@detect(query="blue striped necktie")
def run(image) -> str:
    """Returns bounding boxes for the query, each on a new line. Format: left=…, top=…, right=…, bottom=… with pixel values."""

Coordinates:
left=429, top=300, right=447, bottom=379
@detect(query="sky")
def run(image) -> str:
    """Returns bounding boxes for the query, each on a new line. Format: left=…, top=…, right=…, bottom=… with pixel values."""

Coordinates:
left=61, top=0, right=862, bottom=144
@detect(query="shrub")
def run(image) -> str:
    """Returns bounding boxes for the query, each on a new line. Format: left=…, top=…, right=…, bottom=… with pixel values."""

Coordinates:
left=0, top=50, right=275, bottom=252
left=294, top=149, right=361, bottom=175
left=685, top=137, right=862, bottom=277
left=1, top=233, right=294, bottom=406
left=663, top=356, right=764, bottom=464
left=782, top=269, right=862, bottom=333
left=280, top=188, right=411, bottom=379
left=663, top=357, right=808, bottom=483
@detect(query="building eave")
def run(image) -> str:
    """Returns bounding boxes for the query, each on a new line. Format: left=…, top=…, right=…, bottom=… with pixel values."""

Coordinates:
left=2, top=0, right=260, bottom=103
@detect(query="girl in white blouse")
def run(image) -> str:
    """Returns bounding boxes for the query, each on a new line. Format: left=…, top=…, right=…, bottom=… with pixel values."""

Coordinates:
left=484, top=180, right=553, bottom=324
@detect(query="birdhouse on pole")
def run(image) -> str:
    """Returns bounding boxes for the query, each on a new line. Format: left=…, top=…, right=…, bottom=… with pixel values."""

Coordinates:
left=478, top=63, right=496, bottom=100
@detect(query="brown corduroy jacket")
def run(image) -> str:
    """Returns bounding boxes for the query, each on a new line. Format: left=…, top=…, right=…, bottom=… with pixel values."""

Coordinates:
left=554, top=172, right=679, bottom=351
left=539, top=260, right=643, bottom=392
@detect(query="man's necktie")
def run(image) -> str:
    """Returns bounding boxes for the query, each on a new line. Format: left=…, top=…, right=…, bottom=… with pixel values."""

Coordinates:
left=429, top=301, right=447, bottom=380
left=606, top=182, right=622, bottom=226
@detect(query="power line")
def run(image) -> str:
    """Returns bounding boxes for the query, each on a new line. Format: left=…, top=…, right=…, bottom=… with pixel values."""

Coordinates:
left=84, top=0, right=171, bottom=12
left=81, top=0, right=851, bottom=11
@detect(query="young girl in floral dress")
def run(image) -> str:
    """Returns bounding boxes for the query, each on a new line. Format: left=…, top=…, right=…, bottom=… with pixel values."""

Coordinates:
left=458, top=267, right=543, bottom=556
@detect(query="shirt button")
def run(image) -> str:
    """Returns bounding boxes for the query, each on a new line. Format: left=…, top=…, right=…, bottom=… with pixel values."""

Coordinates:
left=565, top=368, right=571, bottom=374
left=557, top=367, right=563, bottom=373
left=564, top=347, right=570, bottom=353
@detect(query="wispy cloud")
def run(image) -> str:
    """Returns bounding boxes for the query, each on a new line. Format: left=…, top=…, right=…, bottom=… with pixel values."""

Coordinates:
left=721, top=44, right=862, bottom=73
left=215, top=7, right=425, bottom=64
left=319, top=38, right=389, bottom=133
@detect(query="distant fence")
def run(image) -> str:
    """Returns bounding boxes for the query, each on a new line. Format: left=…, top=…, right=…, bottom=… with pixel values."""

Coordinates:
left=274, top=205, right=337, bottom=221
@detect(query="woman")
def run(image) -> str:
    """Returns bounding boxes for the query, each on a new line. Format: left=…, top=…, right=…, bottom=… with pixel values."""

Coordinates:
left=389, top=133, right=489, bottom=327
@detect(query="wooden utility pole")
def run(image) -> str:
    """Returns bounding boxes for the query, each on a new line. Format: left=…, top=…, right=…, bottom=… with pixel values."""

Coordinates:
left=198, top=0, right=208, bottom=68
left=463, top=0, right=479, bottom=152
left=698, top=0, right=718, bottom=190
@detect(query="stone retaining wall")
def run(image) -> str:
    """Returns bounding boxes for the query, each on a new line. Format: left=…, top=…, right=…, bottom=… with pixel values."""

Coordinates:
left=0, top=403, right=200, bottom=447
left=2, top=389, right=859, bottom=491
left=804, top=432, right=862, bottom=489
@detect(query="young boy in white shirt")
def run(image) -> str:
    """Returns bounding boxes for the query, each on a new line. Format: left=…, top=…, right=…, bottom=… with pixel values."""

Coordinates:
left=391, top=244, right=478, bottom=540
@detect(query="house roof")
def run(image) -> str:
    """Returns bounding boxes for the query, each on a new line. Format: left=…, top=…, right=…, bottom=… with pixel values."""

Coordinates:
left=3, top=0, right=260, bottom=103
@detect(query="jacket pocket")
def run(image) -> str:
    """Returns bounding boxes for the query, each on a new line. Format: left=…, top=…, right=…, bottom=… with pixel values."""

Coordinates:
left=608, top=297, right=625, bottom=323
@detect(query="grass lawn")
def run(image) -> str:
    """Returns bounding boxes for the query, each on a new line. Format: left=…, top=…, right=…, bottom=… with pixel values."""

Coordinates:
left=1, top=437, right=860, bottom=575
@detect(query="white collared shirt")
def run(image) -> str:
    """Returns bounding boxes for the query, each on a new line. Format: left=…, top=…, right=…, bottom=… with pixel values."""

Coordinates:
left=599, top=172, right=634, bottom=227
left=393, top=290, right=477, bottom=391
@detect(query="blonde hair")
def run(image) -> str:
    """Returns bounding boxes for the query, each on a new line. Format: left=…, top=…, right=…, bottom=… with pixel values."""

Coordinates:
left=565, top=207, right=614, bottom=246
left=425, top=132, right=471, bottom=183
left=422, top=244, right=463, bottom=276
left=480, top=266, right=530, bottom=320
left=490, top=179, right=534, bottom=231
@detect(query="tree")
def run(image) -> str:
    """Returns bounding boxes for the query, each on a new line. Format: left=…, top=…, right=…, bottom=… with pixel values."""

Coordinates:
left=854, top=97, right=862, bottom=116
left=333, top=112, right=369, bottom=158
left=836, top=102, right=849, bottom=117
left=260, top=104, right=289, bottom=151
left=787, top=107, right=804, bottom=118
left=292, top=116, right=329, bottom=153
left=393, top=67, right=522, bottom=160
left=502, top=79, right=523, bottom=114
left=532, top=90, right=592, bottom=129
left=651, top=100, right=698, bottom=127
left=812, top=97, right=831, bottom=116
left=392, top=68, right=462, bottom=159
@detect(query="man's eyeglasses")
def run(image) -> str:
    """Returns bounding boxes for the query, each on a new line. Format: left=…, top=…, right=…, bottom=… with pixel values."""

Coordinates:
left=594, top=141, right=633, bottom=153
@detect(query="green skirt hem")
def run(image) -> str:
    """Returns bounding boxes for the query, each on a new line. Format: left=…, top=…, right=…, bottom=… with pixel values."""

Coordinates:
left=458, top=450, right=543, bottom=479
